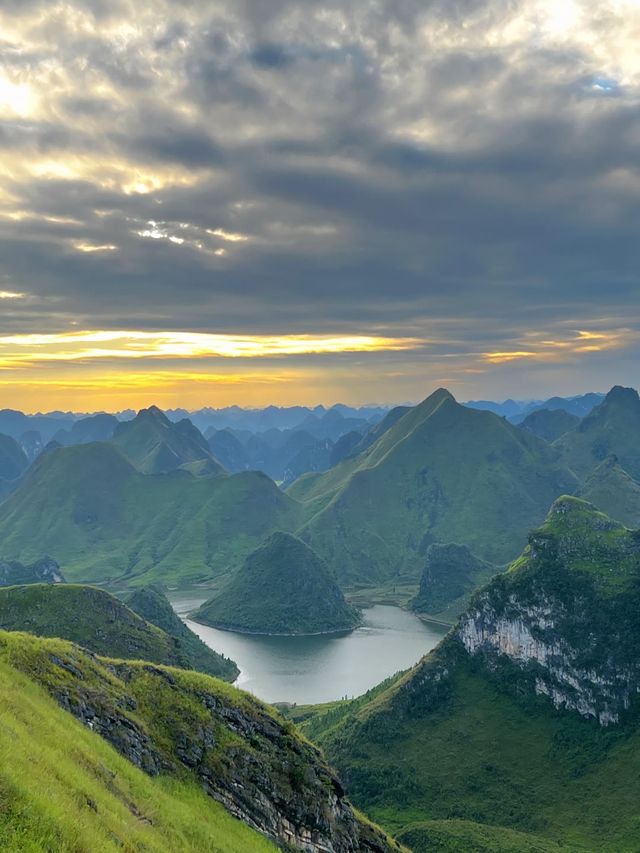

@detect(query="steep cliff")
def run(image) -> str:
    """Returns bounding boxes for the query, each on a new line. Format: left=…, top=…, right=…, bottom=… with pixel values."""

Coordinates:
left=0, top=631, right=396, bottom=853
left=457, top=496, right=640, bottom=725
left=306, top=498, right=640, bottom=850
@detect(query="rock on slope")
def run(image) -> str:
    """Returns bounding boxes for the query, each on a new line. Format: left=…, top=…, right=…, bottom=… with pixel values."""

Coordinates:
left=194, top=532, right=361, bottom=635
left=304, top=498, right=640, bottom=850
left=0, top=555, right=65, bottom=587
left=0, top=630, right=396, bottom=852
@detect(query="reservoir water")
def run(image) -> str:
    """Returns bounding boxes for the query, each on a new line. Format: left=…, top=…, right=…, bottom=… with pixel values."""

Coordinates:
left=170, top=595, right=448, bottom=704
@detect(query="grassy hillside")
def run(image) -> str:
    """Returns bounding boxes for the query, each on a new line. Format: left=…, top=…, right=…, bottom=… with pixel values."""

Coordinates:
left=290, top=389, right=576, bottom=584
left=0, top=442, right=302, bottom=586
left=194, top=532, right=361, bottom=635
left=519, top=408, right=580, bottom=442
left=126, top=585, right=239, bottom=680
left=0, top=630, right=397, bottom=852
left=396, top=820, right=566, bottom=852
left=555, top=386, right=640, bottom=480
left=0, top=653, right=275, bottom=852
left=113, top=406, right=224, bottom=475
left=578, top=455, right=640, bottom=529
left=303, top=498, right=640, bottom=851
left=0, top=584, right=188, bottom=666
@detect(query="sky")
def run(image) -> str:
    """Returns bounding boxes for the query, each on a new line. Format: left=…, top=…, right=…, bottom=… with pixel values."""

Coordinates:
left=0, top=0, right=639, bottom=412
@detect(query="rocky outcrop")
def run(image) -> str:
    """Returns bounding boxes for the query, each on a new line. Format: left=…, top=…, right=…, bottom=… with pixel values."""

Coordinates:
left=0, top=555, right=65, bottom=586
left=9, top=637, right=394, bottom=853
left=455, top=497, right=640, bottom=725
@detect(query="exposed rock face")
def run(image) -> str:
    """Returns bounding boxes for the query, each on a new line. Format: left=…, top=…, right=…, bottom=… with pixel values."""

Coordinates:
left=0, top=555, right=65, bottom=586
left=455, top=497, right=640, bottom=725
left=13, top=638, right=393, bottom=853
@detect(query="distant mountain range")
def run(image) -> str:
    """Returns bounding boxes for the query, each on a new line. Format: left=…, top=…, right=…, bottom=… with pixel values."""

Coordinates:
left=1, top=384, right=639, bottom=599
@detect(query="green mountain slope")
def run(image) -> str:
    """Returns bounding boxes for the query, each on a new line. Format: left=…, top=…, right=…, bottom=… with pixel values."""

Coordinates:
left=410, top=543, right=495, bottom=620
left=555, top=385, right=640, bottom=480
left=113, top=406, right=224, bottom=475
left=126, top=585, right=239, bottom=680
left=0, top=442, right=302, bottom=585
left=194, top=532, right=361, bottom=635
left=289, top=389, right=576, bottom=584
left=0, top=630, right=397, bottom=852
left=0, top=645, right=276, bottom=853
left=305, top=498, right=640, bottom=851
left=0, top=584, right=212, bottom=671
left=0, top=434, right=28, bottom=481
left=519, top=407, right=580, bottom=442
left=396, top=820, right=565, bottom=852
left=578, top=455, right=640, bottom=528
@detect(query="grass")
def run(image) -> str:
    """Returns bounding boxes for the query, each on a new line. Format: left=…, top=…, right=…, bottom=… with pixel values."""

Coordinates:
left=0, top=442, right=303, bottom=586
left=0, top=630, right=395, bottom=852
left=301, top=499, right=640, bottom=851
left=0, top=658, right=276, bottom=852
left=314, top=656, right=640, bottom=850
left=290, top=389, right=577, bottom=585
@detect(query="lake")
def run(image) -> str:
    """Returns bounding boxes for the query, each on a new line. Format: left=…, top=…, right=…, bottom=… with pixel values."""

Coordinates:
left=170, top=595, right=448, bottom=704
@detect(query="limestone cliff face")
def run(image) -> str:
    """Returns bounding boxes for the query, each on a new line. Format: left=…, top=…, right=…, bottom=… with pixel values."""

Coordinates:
left=454, top=497, right=640, bottom=726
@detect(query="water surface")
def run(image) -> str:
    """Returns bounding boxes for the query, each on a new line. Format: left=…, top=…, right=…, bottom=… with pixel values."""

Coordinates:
left=171, top=595, right=447, bottom=704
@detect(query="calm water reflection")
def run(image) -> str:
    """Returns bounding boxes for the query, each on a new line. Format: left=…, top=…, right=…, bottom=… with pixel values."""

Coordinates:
left=171, top=596, right=447, bottom=704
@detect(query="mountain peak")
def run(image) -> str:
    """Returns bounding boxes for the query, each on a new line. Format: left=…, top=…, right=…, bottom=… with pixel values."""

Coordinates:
left=604, top=385, right=640, bottom=407
left=136, top=405, right=170, bottom=424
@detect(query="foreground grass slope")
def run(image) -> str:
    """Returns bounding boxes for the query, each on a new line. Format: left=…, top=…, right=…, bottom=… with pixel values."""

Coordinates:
left=304, top=498, right=640, bottom=851
left=0, top=584, right=238, bottom=680
left=290, top=389, right=576, bottom=584
left=0, top=630, right=397, bottom=852
left=0, top=441, right=302, bottom=585
left=0, top=653, right=275, bottom=852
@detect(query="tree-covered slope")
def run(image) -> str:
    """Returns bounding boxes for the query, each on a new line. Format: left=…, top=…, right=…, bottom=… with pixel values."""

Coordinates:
left=113, top=406, right=224, bottom=475
left=0, top=442, right=303, bottom=585
left=0, top=631, right=397, bottom=852
left=410, top=543, right=495, bottom=620
left=126, top=585, right=239, bottom=680
left=0, top=645, right=276, bottom=853
left=194, top=532, right=361, bottom=635
left=555, top=385, right=640, bottom=480
left=305, top=498, right=640, bottom=851
left=290, top=389, right=576, bottom=584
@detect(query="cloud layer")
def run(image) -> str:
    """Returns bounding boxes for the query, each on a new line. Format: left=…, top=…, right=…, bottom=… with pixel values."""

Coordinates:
left=1, top=0, right=639, bottom=408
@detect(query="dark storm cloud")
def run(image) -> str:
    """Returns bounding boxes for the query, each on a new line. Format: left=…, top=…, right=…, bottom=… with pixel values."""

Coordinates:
left=0, top=0, right=639, bottom=398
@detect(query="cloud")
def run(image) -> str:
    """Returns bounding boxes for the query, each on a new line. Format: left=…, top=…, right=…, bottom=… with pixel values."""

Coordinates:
left=0, top=0, right=639, bottom=405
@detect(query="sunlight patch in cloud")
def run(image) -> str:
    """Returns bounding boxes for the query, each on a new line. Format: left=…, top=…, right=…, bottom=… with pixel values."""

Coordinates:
left=483, top=328, right=634, bottom=364
left=0, top=330, right=424, bottom=369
